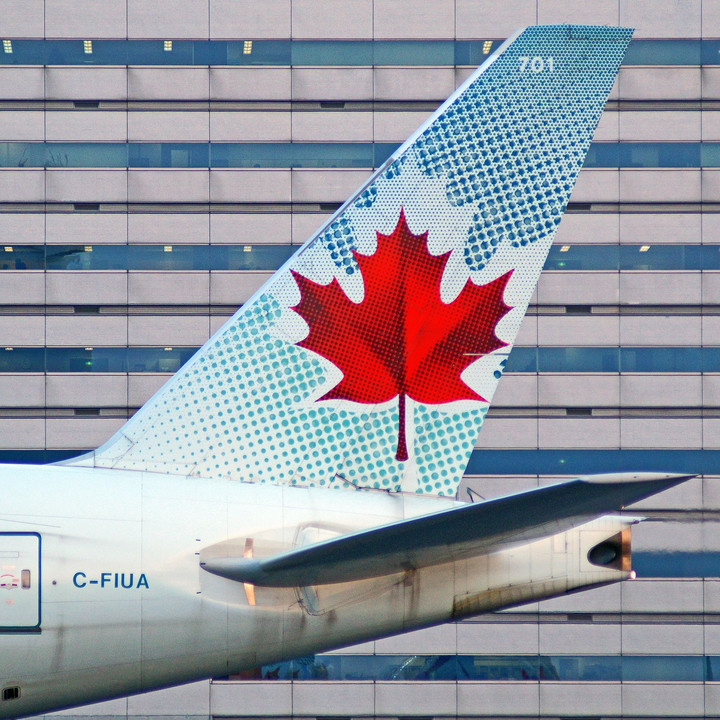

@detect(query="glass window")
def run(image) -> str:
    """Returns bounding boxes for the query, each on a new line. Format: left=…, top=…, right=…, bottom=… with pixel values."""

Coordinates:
left=45, top=347, right=127, bottom=373
left=0, top=347, right=44, bottom=372
left=46, top=245, right=127, bottom=270
left=128, top=245, right=209, bottom=271
left=291, top=41, right=372, bottom=66
left=545, top=245, right=619, bottom=270
left=210, top=245, right=295, bottom=271
left=539, top=347, right=619, bottom=373
left=620, top=347, right=702, bottom=373
left=0, top=246, right=44, bottom=270
left=126, top=347, right=195, bottom=373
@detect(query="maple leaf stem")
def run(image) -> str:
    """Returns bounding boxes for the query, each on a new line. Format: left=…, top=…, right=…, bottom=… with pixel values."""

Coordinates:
left=396, top=392, right=409, bottom=462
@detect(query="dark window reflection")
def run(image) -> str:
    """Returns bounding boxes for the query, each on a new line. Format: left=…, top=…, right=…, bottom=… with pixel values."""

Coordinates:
left=243, top=653, right=716, bottom=682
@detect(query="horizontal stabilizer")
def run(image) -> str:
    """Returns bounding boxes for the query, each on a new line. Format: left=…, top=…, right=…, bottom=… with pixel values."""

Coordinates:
left=201, top=472, right=692, bottom=587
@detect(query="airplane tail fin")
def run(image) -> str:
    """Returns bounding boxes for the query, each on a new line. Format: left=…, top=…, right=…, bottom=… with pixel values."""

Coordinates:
left=67, top=25, right=632, bottom=494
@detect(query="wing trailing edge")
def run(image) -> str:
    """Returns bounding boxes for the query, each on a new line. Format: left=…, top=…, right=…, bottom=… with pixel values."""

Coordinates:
left=201, top=472, right=693, bottom=587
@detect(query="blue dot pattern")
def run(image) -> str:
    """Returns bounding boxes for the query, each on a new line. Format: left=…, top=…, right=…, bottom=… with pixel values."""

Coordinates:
left=80, top=26, right=632, bottom=496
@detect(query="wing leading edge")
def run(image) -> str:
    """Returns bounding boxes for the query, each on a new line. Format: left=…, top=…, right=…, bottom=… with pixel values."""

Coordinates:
left=201, top=472, right=693, bottom=587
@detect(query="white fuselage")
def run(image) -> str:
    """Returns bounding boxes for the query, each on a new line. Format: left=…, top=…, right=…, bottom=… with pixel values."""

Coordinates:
left=0, top=464, right=630, bottom=718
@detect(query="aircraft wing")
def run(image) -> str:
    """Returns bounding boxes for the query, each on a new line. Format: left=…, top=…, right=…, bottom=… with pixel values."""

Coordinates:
left=201, top=472, right=692, bottom=587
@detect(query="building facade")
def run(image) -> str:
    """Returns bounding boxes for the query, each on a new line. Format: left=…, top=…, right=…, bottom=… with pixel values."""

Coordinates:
left=1, top=0, right=719, bottom=717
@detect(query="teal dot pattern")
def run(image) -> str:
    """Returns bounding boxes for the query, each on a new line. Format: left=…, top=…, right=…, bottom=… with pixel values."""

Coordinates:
left=85, top=26, right=631, bottom=496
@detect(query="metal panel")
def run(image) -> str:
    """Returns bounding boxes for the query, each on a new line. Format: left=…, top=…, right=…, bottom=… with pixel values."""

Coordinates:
left=210, top=681, right=293, bottom=716
left=374, top=111, right=433, bottom=143
left=619, top=111, right=701, bottom=142
left=128, top=271, right=209, bottom=305
left=210, top=68, right=291, bottom=101
left=0, top=169, right=44, bottom=203
left=455, top=0, right=536, bottom=38
left=45, top=271, right=128, bottom=305
left=292, top=0, right=373, bottom=39
left=0, top=213, right=44, bottom=243
left=620, top=0, right=701, bottom=37
left=210, top=111, right=291, bottom=142
left=570, top=169, right=619, bottom=203
left=539, top=623, right=621, bottom=654
left=291, top=111, right=372, bottom=142
left=475, top=418, right=538, bottom=449
left=46, top=374, right=127, bottom=407
left=538, top=418, right=620, bottom=449
left=210, top=0, right=291, bottom=39
left=292, top=68, right=373, bottom=101
left=292, top=682, right=375, bottom=716
left=128, top=374, right=171, bottom=407
left=0, top=375, right=44, bottom=408
left=0, top=68, right=44, bottom=101
left=127, top=681, right=211, bottom=716
left=555, top=212, right=619, bottom=245
left=46, top=316, right=128, bottom=346
left=622, top=682, right=704, bottom=716
left=537, top=272, right=619, bottom=305
left=0, top=110, right=44, bottom=141
left=0, top=419, right=44, bottom=448
left=491, top=375, right=538, bottom=407
left=211, top=213, right=291, bottom=245
left=375, top=681, right=457, bottom=716
left=621, top=169, right=701, bottom=203
left=619, top=67, right=701, bottom=101
left=0, top=271, right=44, bottom=304
left=0, top=313, right=46, bottom=345
left=620, top=374, right=702, bottom=407
left=128, top=316, right=210, bottom=346
left=45, top=417, right=124, bottom=449
left=47, top=103, right=128, bottom=141
left=540, top=682, right=621, bottom=716
left=457, top=682, right=539, bottom=717
left=46, top=213, right=127, bottom=245
left=46, top=169, right=127, bottom=203
left=128, top=112, right=209, bottom=142
left=620, top=418, right=702, bottom=449
left=128, top=213, right=209, bottom=245
left=0, top=533, right=40, bottom=630
left=127, top=0, right=209, bottom=38
left=210, top=271, right=273, bottom=305
left=46, top=0, right=126, bottom=38
left=538, top=375, right=620, bottom=407
left=374, top=68, right=456, bottom=101
left=374, top=0, right=455, bottom=38
left=128, top=68, right=209, bottom=101
left=537, top=316, right=619, bottom=346
left=291, top=169, right=370, bottom=203
left=210, top=170, right=291, bottom=203
left=538, top=0, right=619, bottom=25
left=128, top=170, right=209, bottom=203
left=620, top=212, right=701, bottom=245
left=375, top=624, right=456, bottom=654
left=619, top=272, right=701, bottom=305
left=456, top=621, right=539, bottom=654
left=1, top=0, right=44, bottom=37
left=46, top=68, right=128, bottom=101
left=622, top=579, right=704, bottom=613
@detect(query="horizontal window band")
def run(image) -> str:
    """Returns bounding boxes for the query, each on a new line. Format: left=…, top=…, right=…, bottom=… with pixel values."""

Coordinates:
left=2, top=243, right=720, bottom=272
left=0, top=142, right=719, bottom=169
left=232, top=651, right=720, bottom=682
left=1, top=448, right=719, bottom=479
left=1, top=346, right=720, bottom=373
left=0, top=38, right=717, bottom=67
left=465, top=449, right=717, bottom=476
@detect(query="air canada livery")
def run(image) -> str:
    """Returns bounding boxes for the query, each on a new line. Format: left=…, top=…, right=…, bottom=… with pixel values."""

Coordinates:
left=0, top=25, right=692, bottom=718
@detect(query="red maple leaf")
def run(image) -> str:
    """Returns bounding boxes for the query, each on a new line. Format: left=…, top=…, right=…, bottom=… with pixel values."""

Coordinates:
left=291, top=209, right=512, bottom=462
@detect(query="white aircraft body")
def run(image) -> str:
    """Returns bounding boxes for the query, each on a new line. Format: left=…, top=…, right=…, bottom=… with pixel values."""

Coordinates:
left=0, top=25, right=692, bottom=718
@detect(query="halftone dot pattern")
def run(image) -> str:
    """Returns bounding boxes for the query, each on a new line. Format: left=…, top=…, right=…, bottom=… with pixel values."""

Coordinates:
left=82, top=26, right=631, bottom=496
